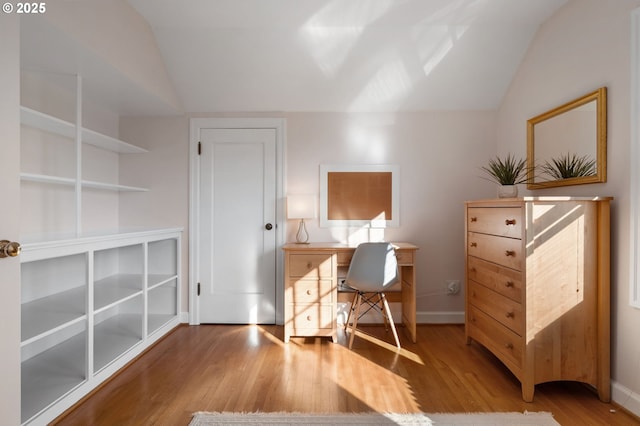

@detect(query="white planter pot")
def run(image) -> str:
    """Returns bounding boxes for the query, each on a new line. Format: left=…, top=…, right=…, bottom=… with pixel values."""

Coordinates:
left=498, top=184, right=518, bottom=198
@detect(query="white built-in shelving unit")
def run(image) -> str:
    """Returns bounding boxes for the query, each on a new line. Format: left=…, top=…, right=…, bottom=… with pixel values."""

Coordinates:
left=19, top=75, right=182, bottom=426
left=20, top=229, right=181, bottom=425
left=20, top=106, right=148, bottom=193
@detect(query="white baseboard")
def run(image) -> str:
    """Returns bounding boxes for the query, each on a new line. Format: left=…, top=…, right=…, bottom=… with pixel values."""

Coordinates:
left=417, top=310, right=465, bottom=324
left=336, top=302, right=465, bottom=325
left=180, top=312, right=189, bottom=323
left=612, top=380, right=640, bottom=418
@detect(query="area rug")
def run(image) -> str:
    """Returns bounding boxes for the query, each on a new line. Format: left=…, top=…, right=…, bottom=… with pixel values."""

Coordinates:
left=189, top=411, right=560, bottom=425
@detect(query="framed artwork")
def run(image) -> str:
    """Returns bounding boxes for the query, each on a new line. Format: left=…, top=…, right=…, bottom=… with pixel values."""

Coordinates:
left=319, top=164, right=399, bottom=227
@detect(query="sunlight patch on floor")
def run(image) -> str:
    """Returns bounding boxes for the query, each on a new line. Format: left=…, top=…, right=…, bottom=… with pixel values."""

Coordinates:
left=348, top=328, right=425, bottom=366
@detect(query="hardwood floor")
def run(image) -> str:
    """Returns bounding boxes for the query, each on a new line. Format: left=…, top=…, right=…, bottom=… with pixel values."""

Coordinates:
left=53, top=324, right=639, bottom=426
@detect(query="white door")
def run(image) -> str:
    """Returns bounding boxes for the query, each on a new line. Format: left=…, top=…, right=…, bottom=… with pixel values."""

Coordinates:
left=198, top=128, right=277, bottom=323
left=0, top=13, right=22, bottom=425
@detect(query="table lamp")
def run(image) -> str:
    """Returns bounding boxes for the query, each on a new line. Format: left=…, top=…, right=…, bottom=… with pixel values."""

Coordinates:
left=287, top=194, right=316, bottom=244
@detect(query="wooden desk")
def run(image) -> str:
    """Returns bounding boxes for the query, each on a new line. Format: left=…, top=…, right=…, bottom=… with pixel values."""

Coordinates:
left=282, top=242, right=418, bottom=344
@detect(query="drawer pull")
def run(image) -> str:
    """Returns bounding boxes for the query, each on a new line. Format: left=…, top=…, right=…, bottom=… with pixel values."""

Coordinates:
left=470, top=242, right=477, bottom=248
left=470, top=217, right=478, bottom=222
left=505, top=281, right=514, bottom=288
left=505, top=342, right=514, bottom=350
left=505, top=250, right=516, bottom=257
left=306, top=289, right=312, bottom=295
left=307, top=262, right=312, bottom=269
left=505, top=311, right=515, bottom=318
left=505, top=219, right=517, bottom=226
left=306, top=315, right=312, bottom=321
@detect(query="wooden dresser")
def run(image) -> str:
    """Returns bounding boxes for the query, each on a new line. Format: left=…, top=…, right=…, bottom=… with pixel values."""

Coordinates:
left=465, top=197, right=611, bottom=402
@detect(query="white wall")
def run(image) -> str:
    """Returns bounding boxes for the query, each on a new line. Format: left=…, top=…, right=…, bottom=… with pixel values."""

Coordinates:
left=119, top=116, right=190, bottom=314
left=497, top=0, right=640, bottom=414
left=38, top=0, right=181, bottom=113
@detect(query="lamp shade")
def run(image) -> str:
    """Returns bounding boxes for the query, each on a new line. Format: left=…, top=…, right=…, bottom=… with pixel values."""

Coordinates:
left=287, top=194, right=316, bottom=219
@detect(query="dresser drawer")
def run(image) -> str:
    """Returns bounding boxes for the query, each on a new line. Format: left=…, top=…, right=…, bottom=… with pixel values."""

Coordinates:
left=468, top=305, right=523, bottom=369
left=467, top=207, right=522, bottom=238
left=468, top=232, right=523, bottom=271
left=289, top=254, right=333, bottom=278
left=467, top=256, right=523, bottom=302
left=291, top=304, right=334, bottom=329
left=468, top=280, right=523, bottom=335
left=288, top=279, right=333, bottom=304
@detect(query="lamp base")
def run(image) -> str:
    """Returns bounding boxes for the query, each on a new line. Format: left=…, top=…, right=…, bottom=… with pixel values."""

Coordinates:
left=295, top=219, right=310, bottom=244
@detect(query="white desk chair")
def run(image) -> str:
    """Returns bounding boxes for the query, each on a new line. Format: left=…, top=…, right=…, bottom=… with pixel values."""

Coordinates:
left=344, top=242, right=401, bottom=349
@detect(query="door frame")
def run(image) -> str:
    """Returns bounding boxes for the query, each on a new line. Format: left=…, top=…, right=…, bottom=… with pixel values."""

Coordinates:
left=0, top=13, right=22, bottom=425
left=189, top=117, right=286, bottom=325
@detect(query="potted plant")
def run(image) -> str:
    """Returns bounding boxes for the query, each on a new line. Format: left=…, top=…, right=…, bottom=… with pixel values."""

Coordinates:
left=541, top=152, right=596, bottom=179
left=480, top=154, right=528, bottom=198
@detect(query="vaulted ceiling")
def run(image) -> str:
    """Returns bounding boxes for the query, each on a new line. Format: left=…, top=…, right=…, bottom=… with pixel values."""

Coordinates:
left=20, top=0, right=568, bottom=115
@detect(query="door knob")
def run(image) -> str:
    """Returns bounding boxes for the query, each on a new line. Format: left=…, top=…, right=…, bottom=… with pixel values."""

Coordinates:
left=265, top=223, right=273, bottom=230
left=0, top=240, right=21, bottom=258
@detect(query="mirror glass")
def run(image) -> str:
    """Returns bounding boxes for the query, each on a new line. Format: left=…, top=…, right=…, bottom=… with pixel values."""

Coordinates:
left=527, top=87, right=607, bottom=189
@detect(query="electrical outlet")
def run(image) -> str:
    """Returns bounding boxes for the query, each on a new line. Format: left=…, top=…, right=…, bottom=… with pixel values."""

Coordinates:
left=446, top=280, right=461, bottom=295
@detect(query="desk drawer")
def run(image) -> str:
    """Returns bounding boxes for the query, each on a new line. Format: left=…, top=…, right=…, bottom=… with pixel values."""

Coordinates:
left=468, top=280, right=523, bottom=335
left=468, top=232, right=523, bottom=271
left=337, top=248, right=413, bottom=266
left=395, top=249, right=414, bottom=265
left=289, top=254, right=333, bottom=278
left=467, top=256, right=522, bottom=303
left=291, top=304, right=334, bottom=329
left=468, top=207, right=522, bottom=238
left=289, top=279, right=333, bottom=304
left=336, top=251, right=353, bottom=266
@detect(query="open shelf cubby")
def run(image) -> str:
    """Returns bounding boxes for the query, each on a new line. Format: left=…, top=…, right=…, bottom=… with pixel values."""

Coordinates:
left=148, top=279, right=178, bottom=335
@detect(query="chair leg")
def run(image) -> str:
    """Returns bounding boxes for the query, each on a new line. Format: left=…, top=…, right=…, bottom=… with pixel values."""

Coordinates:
left=344, top=292, right=358, bottom=331
left=381, top=293, right=401, bottom=349
left=377, top=293, right=389, bottom=332
left=348, top=292, right=363, bottom=349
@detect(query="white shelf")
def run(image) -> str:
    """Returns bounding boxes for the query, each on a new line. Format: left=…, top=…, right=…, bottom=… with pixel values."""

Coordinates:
left=21, top=331, right=86, bottom=424
left=82, top=179, right=148, bottom=192
left=94, top=274, right=143, bottom=312
left=20, top=173, right=75, bottom=186
left=20, top=173, right=148, bottom=192
left=20, top=106, right=147, bottom=154
left=21, top=286, right=86, bottom=344
left=148, top=273, right=177, bottom=290
left=148, top=314, right=176, bottom=335
left=94, top=313, right=143, bottom=373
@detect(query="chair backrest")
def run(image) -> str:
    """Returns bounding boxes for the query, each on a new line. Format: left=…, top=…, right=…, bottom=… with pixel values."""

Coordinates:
left=345, top=242, right=399, bottom=293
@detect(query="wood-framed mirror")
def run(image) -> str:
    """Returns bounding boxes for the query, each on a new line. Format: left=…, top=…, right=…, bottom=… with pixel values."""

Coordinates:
left=527, top=87, right=607, bottom=189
